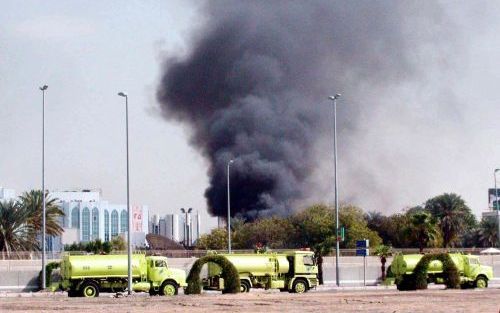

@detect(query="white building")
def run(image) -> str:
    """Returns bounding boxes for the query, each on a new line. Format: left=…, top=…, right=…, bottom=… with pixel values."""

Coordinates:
left=0, top=187, right=16, bottom=201
left=51, top=189, right=149, bottom=248
left=149, top=211, right=201, bottom=246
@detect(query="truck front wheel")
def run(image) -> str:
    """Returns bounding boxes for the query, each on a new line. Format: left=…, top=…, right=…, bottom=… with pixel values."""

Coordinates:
left=475, top=276, right=488, bottom=288
left=292, top=279, right=308, bottom=293
left=81, top=281, right=99, bottom=298
left=240, top=281, right=251, bottom=293
left=160, top=281, right=178, bottom=296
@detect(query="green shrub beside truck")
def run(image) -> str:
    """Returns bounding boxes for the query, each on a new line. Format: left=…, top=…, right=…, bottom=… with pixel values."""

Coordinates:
left=390, top=253, right=493, bottom=289
left=203, top=251, right=318, bottom=293
left=55, top=254, right=187, bottom=297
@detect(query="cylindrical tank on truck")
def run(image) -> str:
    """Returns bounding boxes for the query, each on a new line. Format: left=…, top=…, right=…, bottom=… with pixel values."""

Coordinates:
left=390, top=253, right=493, bottom=289
left=204, top=251, right=318, bottom=293
left=57, top=254, right=187, bottom=297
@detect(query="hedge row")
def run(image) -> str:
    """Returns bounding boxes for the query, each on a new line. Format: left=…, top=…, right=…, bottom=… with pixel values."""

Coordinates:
left=184, top=255, right=240, bottom=295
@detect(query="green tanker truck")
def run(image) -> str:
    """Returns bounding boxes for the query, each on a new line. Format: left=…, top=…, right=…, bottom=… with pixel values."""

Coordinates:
left=56, top=254, right=187, bottom=297
left=204, top=251, right=318, bottom=293
left=390, top=253, right=493, bottom=289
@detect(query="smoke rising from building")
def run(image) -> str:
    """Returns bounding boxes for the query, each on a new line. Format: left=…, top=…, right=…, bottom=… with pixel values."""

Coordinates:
left=157, top=1, right=460, bottom=219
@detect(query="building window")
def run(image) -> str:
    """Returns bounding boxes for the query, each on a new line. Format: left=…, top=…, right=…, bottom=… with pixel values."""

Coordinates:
left=71, top=207, right=80, bottom=228
left=104, top=210, right=110, bottom=241
left=92, top=207, right=99, bottom=240
left=120, top=210, right=128, bottom=233
left=111, top=210, right=119, bottom=237
left=82, top=207, right=90, bottom=242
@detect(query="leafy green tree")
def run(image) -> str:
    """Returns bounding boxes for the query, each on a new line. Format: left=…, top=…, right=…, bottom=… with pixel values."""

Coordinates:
left=18, top=190, right=64, bottom=236
left=102, top=241, right=112, bottom=254
left=478, top=218, right=499, bottom=247
left=291, top=204, right=334, bottom=285
left=0, top=200, right=37, bottom=258
left=110, top=235, right=126, bottom=251
left=425, top=193, right=477, bottom=247
left=339, top=205, right=382, bottom=249
left=367, top=212, right=412, bottom=247
left=196, top=228, right=228, bottom=250
left=406, top=210, right=440, bottom=252
left=232, top=217, right=294, bottom=249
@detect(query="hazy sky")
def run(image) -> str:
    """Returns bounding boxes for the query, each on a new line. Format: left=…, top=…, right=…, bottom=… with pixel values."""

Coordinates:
left=0, top=1, right=219, bottom=231
left=2, top=1, right=500, bottom=230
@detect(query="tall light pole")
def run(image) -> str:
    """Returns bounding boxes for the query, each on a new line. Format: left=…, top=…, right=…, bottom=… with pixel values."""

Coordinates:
left=117, top=92, right=132, bottom=296
left=328, top=93, right=341, bottom=287
left=39, top=85, right=48, bottom=289
left=494, top=169, right=500, bottom=245
left=227, top=159, right=234, bottom=253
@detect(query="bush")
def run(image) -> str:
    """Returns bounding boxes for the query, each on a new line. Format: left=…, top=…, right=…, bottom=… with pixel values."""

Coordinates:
left=38, top=261, right=60, bottom=290
left=438, top=254, right=460, bottom=289
left=412, top=253, right=460, bottom=290
left=184, top=255, right=240, bottom=295
left=396, top=274, right=416, bottom=291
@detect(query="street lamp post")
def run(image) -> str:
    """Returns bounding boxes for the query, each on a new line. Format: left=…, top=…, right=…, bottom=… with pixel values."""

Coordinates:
left=117, top=92, right=132, bottom=296
left=227, top=159, right=234, bottom=253
left=494, top=169, right=500, bottom=245
left=39, top=85, right=48, bottom=289
left=328, top=93, right=341, bottom=287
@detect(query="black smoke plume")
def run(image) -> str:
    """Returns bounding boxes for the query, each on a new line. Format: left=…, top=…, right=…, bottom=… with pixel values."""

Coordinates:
left=157, top=1, right=449, bottom=219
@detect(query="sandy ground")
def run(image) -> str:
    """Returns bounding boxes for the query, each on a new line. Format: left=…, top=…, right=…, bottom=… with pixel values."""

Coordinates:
left=1, top=288, right=500, bottom=313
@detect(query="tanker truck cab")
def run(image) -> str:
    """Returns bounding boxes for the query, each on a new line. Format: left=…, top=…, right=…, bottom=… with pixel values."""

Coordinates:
left=461, top=255, right=493, bottom=288
left=286, top=251, right=319, bottom=293
left=146, top=256, right=187, bottom=296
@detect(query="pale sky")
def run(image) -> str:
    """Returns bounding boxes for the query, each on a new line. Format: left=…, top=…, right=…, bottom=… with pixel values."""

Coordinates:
left=0, top=1, right=218, bottom=232
left=2, top=1, right=500, bottom=229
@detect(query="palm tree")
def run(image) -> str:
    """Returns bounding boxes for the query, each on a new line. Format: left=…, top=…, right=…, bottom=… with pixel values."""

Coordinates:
left=407, top=211, right=439, bottom=253
left=374, top=245, right=392, bottom=281
left=0, top=200, right=37, bottom=258
left=425, top=193, right=477, bottom=247
left=18, top=190, right=64, bottom=236
left=478, top=218, right=499, bottom=247
left=0, top=190, right=64, bottom=259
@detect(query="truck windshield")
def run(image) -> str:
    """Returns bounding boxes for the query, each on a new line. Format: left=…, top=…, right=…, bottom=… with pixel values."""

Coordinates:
left=155, top=260, right=167, bottom=268
left=468, top=258, right=479, bottom=265
left=303, top=255, right=315, bottom=266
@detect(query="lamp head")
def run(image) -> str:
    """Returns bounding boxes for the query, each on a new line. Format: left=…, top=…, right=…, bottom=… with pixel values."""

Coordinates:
left=328, top=94, right=341, bottom=100
left=496, top=169, right=500, bottom=173
left=188, top=208, right=193, bottom=213
left=229, top=159, right=234, bottom=164
left=118, top=92, right=127, bottom=97
left=180, top=208, right=185, bottom=213
left=39, top=85, right=48, bottom=91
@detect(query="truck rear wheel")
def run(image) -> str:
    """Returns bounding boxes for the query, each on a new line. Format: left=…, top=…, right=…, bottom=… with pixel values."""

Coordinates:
left=81, top=281, right=99, bottom=298
left=475, top=276, right=488, bottom=288
left=240, top=281, right=251, bottom=293
left=160, top=281, right=178, bottom=296
left=292, top=279, right=308, bottom=293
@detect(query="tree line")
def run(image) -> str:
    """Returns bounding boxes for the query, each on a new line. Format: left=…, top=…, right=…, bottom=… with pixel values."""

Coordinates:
left=198, top=193, right=498, bottom=252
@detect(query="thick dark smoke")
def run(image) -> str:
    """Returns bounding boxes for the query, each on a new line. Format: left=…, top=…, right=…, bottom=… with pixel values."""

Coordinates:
left=157, top=1, right=450, bottom=219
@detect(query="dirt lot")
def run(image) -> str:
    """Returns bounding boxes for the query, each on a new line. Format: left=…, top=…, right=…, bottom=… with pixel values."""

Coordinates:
left=1, top=288, right=499, bottom=313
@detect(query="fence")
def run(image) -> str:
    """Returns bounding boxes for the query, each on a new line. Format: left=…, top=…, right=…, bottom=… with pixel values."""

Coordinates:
left=1, top=247, right=493, bottom=260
